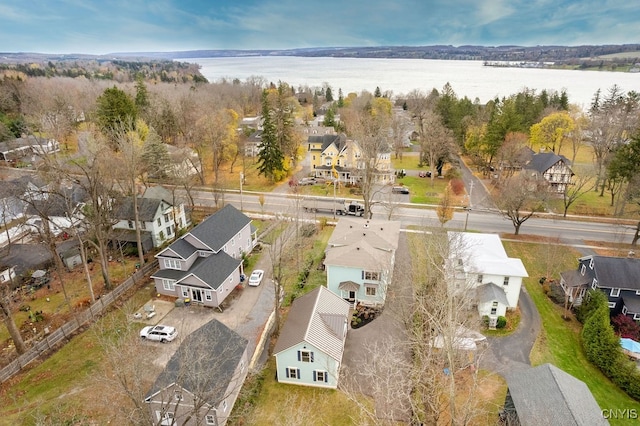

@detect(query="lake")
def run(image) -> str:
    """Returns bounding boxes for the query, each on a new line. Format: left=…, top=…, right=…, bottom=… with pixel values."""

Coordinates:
left=190, top=56, right=639, bottom=109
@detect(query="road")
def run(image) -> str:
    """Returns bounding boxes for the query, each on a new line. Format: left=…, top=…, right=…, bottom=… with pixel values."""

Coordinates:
left=188, top=189, right=636, bottom=246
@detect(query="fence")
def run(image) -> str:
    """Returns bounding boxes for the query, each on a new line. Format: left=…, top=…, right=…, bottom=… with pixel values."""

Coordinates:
left=0, top=260, right=158, bottom=384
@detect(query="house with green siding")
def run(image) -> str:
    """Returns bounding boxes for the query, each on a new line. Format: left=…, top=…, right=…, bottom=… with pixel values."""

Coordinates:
left=273, top=286, right=350, bottom=389
left=324, top=218, right=401, bottom=307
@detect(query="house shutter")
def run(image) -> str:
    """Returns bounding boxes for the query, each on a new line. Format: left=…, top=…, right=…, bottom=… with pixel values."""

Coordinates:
left=313, top=371, right=317, bottom=381
left=297, top=351, right=301, bottom=361
left=297, top=369, right=300, bottom=379
left=286, top=369, right=290, bottom=378
left=310, top=352, right=314, bottom=362
left=324, top=372, right=328, bottom=383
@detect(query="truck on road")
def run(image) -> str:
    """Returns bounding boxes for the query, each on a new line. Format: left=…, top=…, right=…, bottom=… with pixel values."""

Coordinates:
left=302, top=198, right=365, bottom=217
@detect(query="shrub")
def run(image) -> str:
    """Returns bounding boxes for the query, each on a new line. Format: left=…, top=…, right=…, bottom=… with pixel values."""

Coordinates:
left=612, top=313, right=640, bottom=340
left=449, top=178, right=465, bottom=195
left=482, top=315, right=489, bottom=327
left=444, top=168, right=462, bottom=179
left=496, top=316, right=507, bottom=329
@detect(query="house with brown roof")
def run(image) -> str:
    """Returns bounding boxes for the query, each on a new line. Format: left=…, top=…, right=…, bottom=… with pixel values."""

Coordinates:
left=325, top=218, right=401, bottom=306
left=273, top=286, right=350, bottom=389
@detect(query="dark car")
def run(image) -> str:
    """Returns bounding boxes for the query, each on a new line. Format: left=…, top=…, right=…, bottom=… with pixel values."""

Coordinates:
left=391, top=186, right=410, bottom=194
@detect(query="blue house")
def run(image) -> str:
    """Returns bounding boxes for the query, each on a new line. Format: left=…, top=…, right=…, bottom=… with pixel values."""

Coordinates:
left=324, top=218, right=401, bottom=307
left=273, top=286, right=350, bottom=389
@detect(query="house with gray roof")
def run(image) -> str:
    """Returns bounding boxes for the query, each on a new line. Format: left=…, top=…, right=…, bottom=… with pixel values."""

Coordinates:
left=560, top=254, right=640, bottom=319
left=112, top=187, right=188, bottom=252
left=273, top=286, right=350, bottom=389
left=325, top=218, right=401, bottom=307
left=0, top=136, right=60, bottom=162
left=502, top=363, right=607, bottom=425
left=151, top=204, right=256, bottom=308
left=145, top=319, right=249, bottom=426
left=525, top=152, right=574, bottom=193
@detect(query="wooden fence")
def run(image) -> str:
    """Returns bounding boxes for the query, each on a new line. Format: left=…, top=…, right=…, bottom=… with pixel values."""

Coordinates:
left=0, top=260, right=158, bottom=384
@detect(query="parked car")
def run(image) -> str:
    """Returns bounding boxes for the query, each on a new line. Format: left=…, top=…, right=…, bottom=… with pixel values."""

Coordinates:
left=140, top=325, right=178, bottom=343
left=248, top=269, right=265, bottom=286
left=299, top=177, right=316, bottom=186
left=418, top=171, right=432, bottom=178
left=391, top=186, right=410, bottom=194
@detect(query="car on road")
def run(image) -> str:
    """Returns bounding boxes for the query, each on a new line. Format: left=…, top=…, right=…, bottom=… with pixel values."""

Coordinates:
left=391, top=186, right=410, bottom=194
left=298, top=177, right=316, bottom=186
left=248, top=269, right=265, bottom=286
left=140, top=324, right=178, bottom=343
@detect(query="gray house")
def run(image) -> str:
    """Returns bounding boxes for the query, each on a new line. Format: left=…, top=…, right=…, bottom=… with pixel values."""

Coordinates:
left=503, top=363, right=607, bottom=425
left=151, top=204, right=256, bottom=308
left=145, top=319, right=249, bottom=426
left=560, top=255, right=640, bottom=319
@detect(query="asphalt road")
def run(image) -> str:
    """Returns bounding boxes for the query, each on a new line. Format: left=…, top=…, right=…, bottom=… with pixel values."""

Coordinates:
left=189, top=189, right=637, bottom=246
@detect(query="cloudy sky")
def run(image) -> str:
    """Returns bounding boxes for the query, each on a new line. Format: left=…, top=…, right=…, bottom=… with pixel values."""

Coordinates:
left=1, top=0, right=638, bottom=54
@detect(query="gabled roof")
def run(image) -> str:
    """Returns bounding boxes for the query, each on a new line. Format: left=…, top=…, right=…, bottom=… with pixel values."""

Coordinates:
left=560, top=269, right=591, bottom=288
left=187, top=204, right=251, bottom=252
left=115, top=197, right=167, bottom=222
left=307, top=133, right=341, bottom=150
left=325, top=239, right=391, bottom=270
left=152, top=252, right=241, bottom=290
left=581, top=255, right=640, bottom=291
left=328, top=218, right=400, bottom=252
left=273, top=286, right=350, bottom=362
left=142, top=185, right=173, bottom=203
left=145, top=319, right=248, bottom=403
left=476, top=282, right=510, bottom=306
left=506, top=363, right=607, bottom=426
left=449, top=232, right=528, bottom=278
left=525, top=152, right=572, bottom=174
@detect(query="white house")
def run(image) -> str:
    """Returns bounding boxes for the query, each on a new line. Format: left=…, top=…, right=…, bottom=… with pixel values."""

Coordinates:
left=448, top=232, right=528, bottom=325
left=325, top=218, right=401, bottom=307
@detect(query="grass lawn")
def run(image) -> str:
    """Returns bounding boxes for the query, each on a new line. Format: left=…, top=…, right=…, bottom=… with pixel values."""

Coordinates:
left=504, top=241, right=640, bottom=425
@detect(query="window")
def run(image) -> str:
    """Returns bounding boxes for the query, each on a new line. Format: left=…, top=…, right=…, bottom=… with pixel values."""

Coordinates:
left=363, top=271, right=380, bottom=281
left=182, top=288, right=189, bottom=298
left=166, top=226, right=172, bottom=236
left=286, top=367, right=300, bottom=379
left=591, top=279, right=597, bottom=290
left=477, top=274, right=484, bottom=284
left=157, top=218, right=162, bottom=227
left=503, top=277, right=509, bottom=286
left=205, top=290, right=212, bottom=301
left=491, top=301, right=498, bottom=315
left=174, top=390, right=183, bottom=401
left=611, top=288, right=620, bottom=297
left=608, top=302, right=616, bottom=308
left=366, top=286, right=377, bottom=296
left=159, top=231, right=165, bottom=241
left=127, top=220, right=133, bottom=229
left=163, top=258, right=181, bottom=269
left=222, top=400, right=228, bottom=412
left=580, top=264, right=586, bottom=275
left=623, top=306, right=628, bottom=315
left=162, top=279, right=175, bottom=291
left=231, top=237, right=235, bottom=246
left=589, top=258, right=594, bottom=269
left=635, top=313, right=640, bottom=321
left=314, top=370, right=328, bottom=383
left=206, top=414, right=216, bottom=425
left=298, top=350, right=314, bottom=362
left=141, top=221, right=146, bottom=230
left=164, top=213, right=171, bottom=223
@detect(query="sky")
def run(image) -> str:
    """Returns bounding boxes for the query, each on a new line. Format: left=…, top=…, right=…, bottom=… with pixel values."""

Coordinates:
left=1, top=0, right=639, bottom=55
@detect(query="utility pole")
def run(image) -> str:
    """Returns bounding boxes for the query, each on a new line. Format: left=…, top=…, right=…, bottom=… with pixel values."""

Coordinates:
left=464, top=181, right=473, bottom=231
left=240, top=173, right=244, bottom=211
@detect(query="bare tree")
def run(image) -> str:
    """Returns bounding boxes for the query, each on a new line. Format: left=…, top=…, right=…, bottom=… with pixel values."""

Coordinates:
left=495, top=174, right=549, bottom=235
left=0, top=273, right=26, bottom=354
left=561, top=166, right=596, bottom=217
left=495, top=132, right=530, bottom=180
left=266, top=218, right=297, bottom=337
left=437, top=187, right=455, bottom=226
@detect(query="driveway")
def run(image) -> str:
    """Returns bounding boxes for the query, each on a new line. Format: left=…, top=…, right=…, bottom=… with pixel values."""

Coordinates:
left=480, top=288, right=541, bottom=376
left=141, top=248, right=276, bottom=371
left=341, top=232, right=413, bottom=423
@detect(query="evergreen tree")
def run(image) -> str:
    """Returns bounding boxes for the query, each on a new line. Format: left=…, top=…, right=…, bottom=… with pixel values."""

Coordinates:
left=141, top=129, right=170, bottom=179
left=96, top=86, right=137, bottom=141
left=325, top=86, right=333, bottom=102
left=374, top=86, right=382, bottom=98
left=257, top=90, right=284, bottom=181
left=337, top=88, right=344, bottom=108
